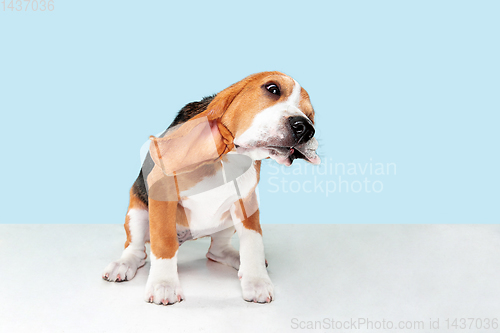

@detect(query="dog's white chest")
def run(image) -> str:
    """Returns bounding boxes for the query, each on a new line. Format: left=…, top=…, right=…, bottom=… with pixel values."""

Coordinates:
left=178, top=154, right=258, bottom=239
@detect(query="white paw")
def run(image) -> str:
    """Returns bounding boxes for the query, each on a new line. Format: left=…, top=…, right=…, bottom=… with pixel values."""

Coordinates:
left=145, top=278, right=184, bottom=305
left=239, top=273, right=274, bottom=303
left=102, top=255, right=145, bottom=282
left=206, top=247, right=240, bottom=270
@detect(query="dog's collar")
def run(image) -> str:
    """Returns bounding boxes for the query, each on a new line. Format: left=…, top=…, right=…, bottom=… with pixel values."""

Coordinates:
left=216, top=119, right=235, bottom=157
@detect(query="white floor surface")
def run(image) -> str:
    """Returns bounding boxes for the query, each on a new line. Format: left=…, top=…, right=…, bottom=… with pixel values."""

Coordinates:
left=1, top=224, right=500, bottom=332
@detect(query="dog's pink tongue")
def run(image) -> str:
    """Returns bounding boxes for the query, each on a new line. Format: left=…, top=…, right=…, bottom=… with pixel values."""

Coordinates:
left=296, top=147, right=321, bottom=165
left=307, top=154, right=321, bottom=165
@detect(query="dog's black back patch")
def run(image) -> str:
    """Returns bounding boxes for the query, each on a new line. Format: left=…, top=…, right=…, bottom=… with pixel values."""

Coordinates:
left=168, top=95, right=216, bottom=130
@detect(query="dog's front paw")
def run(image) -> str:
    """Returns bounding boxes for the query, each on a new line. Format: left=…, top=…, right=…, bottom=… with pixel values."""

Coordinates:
left=102, top=257, right=145, bottom=282
left=239, top=272, right=274, bottom=303
left=145, top=278, right=184, bottom=305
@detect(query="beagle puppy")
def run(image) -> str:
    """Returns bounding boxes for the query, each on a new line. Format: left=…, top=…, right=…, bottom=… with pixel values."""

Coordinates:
left=102, top=71, right=320, bottom=304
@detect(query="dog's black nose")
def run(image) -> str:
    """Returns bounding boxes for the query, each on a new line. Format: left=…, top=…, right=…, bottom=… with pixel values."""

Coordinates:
left=289, top=116, right=315, bottom=144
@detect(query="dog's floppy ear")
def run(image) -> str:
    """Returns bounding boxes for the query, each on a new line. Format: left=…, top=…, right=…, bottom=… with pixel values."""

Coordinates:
left=149, top=78, right=251, bottom=175
left=202, top=80, right=246, bottom=121
left=149, top=117, right=225, bottom=175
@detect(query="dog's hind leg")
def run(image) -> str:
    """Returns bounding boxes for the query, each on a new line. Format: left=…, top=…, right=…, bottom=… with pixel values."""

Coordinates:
left=206, top=225, right=240, bottom=270
left=102, top=189, right=149, bottom=282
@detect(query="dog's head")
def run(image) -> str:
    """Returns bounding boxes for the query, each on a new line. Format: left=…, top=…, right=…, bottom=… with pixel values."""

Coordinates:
left=208, top=71, right=320, bottom=166
left=150, top=72, right=319, bottom=175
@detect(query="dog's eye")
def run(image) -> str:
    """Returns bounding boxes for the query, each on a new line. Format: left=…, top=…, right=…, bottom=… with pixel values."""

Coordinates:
left=265, top=84, right=280, bottom=96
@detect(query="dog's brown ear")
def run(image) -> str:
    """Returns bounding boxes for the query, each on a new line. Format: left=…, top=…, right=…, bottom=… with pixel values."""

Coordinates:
left=149, top=117, right=228, bottom=175
left=149, top=74, right=259, bottom=175
left=203, top=84, right=245, bottom=121
left=173, top=76, right=252, bottom=158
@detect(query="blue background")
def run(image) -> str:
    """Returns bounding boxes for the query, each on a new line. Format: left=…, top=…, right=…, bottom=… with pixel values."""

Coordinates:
left=1, top=0, right=498, bottom=224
